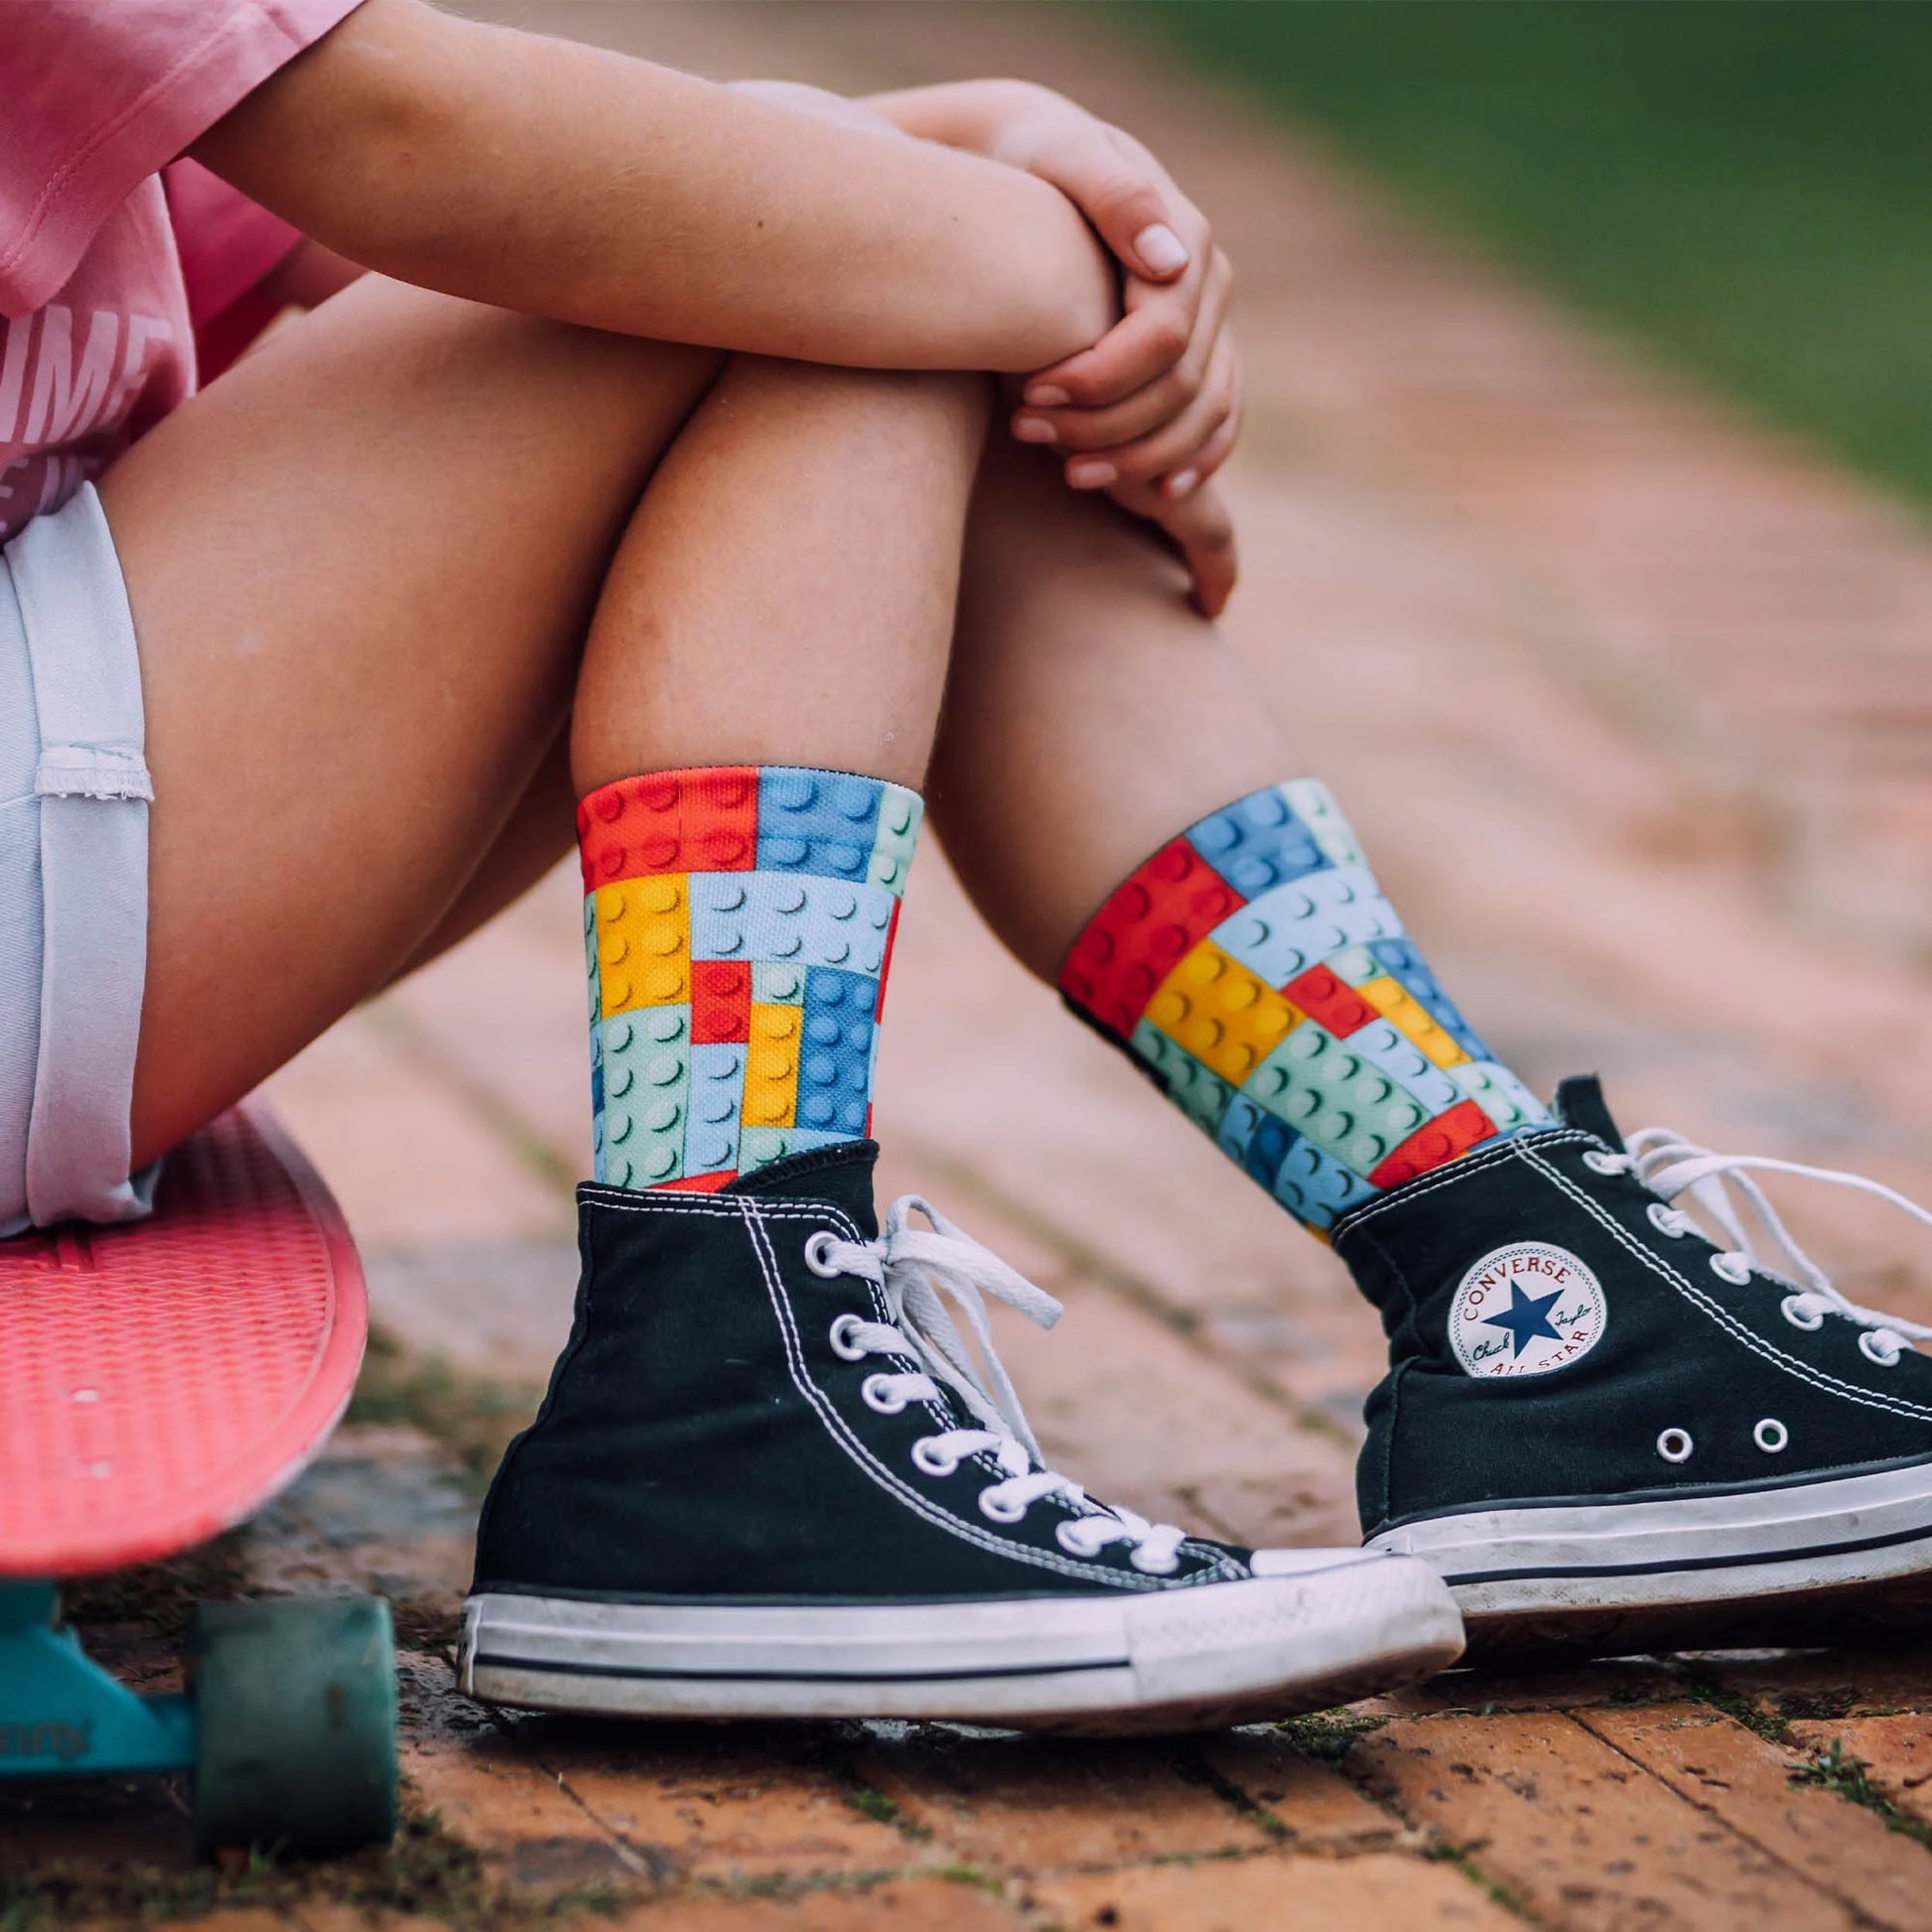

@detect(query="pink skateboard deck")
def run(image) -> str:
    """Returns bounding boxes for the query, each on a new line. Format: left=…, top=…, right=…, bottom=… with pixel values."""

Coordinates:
left=0, top=1101, right=366, bottom=1579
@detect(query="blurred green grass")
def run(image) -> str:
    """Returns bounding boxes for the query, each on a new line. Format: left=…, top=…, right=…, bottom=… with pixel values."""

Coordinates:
left=1108, top=1, right=1932, bottom=503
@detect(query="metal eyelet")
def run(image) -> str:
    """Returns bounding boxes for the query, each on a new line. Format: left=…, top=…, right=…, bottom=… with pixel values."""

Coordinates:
left=1647, top=1202, right=1686, bottom=1238
left=1861, top=1329, right=1905, bottom=1369
left=1056, top=1519, right=1104, bottom=1559
left=1584, top=1151, right=1627, bottom=1176
left=803, top=1230, right=843, bottom=1278
left=910, top=1438, right=960, bottom=1478
left=1753, top=1418, right=1789, bottom=1454
left=1781, top=1294, right=1825, bottom=1332
left=861, top=1373, right=907, bottom=1415
left=828, top=1312, right=869, bottom=1362
left=1657, top=1427, right=1695, bottom=1464
left=1709, top=1253, right=1752, bottom=1287
left=978, top=1486, right=1028, bottom=1524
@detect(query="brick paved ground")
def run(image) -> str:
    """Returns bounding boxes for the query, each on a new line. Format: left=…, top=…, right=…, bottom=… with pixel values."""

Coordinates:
left=12, top=4, right=1932, bottom=1926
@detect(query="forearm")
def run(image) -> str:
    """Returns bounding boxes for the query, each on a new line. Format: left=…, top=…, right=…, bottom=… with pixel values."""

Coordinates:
left=192, top=0, right=1114, bottom=372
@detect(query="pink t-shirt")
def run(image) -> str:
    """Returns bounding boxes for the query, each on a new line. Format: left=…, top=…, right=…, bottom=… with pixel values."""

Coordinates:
left=0, top=0, right=363, bottom=542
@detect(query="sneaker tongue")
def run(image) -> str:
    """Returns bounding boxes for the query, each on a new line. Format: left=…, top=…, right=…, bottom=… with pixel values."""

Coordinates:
left=1553, top=1074, right=1626, bottom=1152
left=720, top=1139, right=881, bottom=1240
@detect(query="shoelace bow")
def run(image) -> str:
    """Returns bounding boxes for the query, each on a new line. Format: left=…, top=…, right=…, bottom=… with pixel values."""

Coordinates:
left=1596, top=1128, right=1932, bottom=1363
left=815, top=1196, right=1188, bottom=1573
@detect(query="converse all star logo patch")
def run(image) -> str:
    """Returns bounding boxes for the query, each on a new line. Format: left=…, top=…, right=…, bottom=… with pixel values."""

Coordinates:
left=1449, top=1241, right=1607, bottom=1378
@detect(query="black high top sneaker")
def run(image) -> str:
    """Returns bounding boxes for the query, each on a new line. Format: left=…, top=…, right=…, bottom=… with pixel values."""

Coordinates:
left=1337, top=1075, right=1932, bottom=1657
left=462, top=1143, right=1462, bottom=1732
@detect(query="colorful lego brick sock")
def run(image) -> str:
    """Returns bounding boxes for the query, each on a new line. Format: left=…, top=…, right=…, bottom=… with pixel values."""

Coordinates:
left=579, top=764, right=922, bottom=1192
left=1058, top=779, right=1553, bottom=1234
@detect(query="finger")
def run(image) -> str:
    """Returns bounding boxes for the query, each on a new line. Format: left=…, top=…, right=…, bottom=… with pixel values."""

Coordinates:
left=1164, top=407, right=1238, bottom=501
left=1022, top=289, right=1197, bottom=411
left=1104, top=475, right=1239, bottom=618
left=1012, top=366, right=1186, bottom=453
left=1165, top=350, right=1242, bottom=497
left=1166, top=483, right=1240, bottom=618
left=1028, top=126, right=1192, bottom=282
left=1078, top=335, right=1236, bottom=487
left=1011, top=252, right=1232, bottom=450
left=1104, top=122, right=1180, bottom=189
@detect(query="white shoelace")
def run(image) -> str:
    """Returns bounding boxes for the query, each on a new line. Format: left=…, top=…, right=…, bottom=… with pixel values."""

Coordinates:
left=1587, top=1129, right=1932, bottom=1365
left=811, top=1196, right=1188, bottom=1574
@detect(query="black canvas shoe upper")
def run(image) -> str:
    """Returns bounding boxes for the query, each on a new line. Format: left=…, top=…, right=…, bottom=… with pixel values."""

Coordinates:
left=473, top=1143, right=1249, bottom=1603
left=1333, top=1076, right=1932, bottom=1539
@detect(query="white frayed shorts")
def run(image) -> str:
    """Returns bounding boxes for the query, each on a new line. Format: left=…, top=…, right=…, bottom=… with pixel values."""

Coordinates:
left=0, top=483, right=159, bottom=1236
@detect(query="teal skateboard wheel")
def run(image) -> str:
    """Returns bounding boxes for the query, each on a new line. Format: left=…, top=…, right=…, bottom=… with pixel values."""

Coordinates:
left=190, top=1595, right=399, bottom=1860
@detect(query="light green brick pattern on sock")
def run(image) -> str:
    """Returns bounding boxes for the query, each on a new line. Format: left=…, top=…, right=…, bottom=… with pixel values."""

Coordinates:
left=738, top=1125, right=848, bottom=1170
left=586, top=893, right=606, bottom=1172
left=1284, top=778, right=1366, bottom=870
left=867, top=785, right=924, bottom=895
left=1325, top=943, right=1379, bottom=988
left=753, top=962, right=809, bottom=1007
left=584, top=895, right=602, bottom=1027
left=1452, top=1059, right=1545, bottom=1134
left=599, top=1006, right=692, bottom=1187
left=1243, top=1025, right=1430, bottom=1177
left=1130, top=1019, right=1235, bottom=1135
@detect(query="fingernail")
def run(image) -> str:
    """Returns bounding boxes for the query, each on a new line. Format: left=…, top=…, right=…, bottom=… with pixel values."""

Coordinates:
left=1012, top=415, right=1057, bottom=445
left=1134, top=223, right=1189, bottom=276
left=1024, top=382, right=1070, bottom=408
left=1167, top=468, right=1199, bottom=498
left=1067, top=458, right=1118, bottom=489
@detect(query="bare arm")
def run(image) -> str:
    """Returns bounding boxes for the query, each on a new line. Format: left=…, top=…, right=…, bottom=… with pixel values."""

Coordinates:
left=191, top=0, right=1115, bottom=372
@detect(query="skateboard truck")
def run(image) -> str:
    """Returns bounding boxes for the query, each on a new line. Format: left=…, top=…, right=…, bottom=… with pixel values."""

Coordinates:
left=0, top=1581, right=396, bottom=1857
left=0, top=1582, right=193, bottom=1772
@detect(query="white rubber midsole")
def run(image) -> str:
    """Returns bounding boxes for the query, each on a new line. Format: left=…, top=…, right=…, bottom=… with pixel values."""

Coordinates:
left=1369, top=1456, right=1932, bottom=1616
left=462, top=1554, right=1462, bottom=1722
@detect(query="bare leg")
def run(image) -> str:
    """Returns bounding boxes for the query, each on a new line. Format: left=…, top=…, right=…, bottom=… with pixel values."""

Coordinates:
left=931, top=435, right=1290, bottom=980
left=393, top=353, right=992, bottom=982
left=573, top=357, right=984, bottom=791
left=384, top=728, right=576, bottom=983
left=103, top=272, right=983, bottom=1170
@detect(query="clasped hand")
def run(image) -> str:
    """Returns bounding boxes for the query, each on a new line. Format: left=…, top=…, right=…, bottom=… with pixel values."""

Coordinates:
left=737, top=77, right=1241, bottom=616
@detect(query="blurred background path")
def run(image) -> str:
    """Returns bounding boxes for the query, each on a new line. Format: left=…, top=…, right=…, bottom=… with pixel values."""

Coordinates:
left=17, top=5, right=1932, bottom=1927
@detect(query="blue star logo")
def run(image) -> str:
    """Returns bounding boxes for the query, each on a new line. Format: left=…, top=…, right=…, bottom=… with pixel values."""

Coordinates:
left=1480, top=1283, right=1566, bottom=1357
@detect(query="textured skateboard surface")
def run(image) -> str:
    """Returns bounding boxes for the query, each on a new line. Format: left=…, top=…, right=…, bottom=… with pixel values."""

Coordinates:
left=0, top=1103, right=365, bottom=1578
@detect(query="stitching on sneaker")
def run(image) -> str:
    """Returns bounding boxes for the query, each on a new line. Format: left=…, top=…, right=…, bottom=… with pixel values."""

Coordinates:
left=1519, top=1139, right=1932, bottom=1426
left=733, top=1198, right=1238, bottom=1588
left=579, top=1186, right=1242, bottom=1583
left=1331, top=1130, right=1593, bottom=1251
left=578, top=1188, right=856, bottom=1229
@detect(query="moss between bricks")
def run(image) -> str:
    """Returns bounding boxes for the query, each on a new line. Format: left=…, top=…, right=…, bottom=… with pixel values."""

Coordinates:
left=0, top=1809, right=500, bottom=1931
left=1675, top=1667, right=1790, bottom=1744
left=1271, top=1710, right=1388, bottom=1764
left=1420, top=1840, right=1533, bottom=1918
left=1790, top=1736, right=1932, bottom=1854
left=1618, top=1668, right=1932, bottom=1857
left=0, top=1815, right=1008, bottom=1931
left=1303, top=1711, right=1535, bottom=1920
